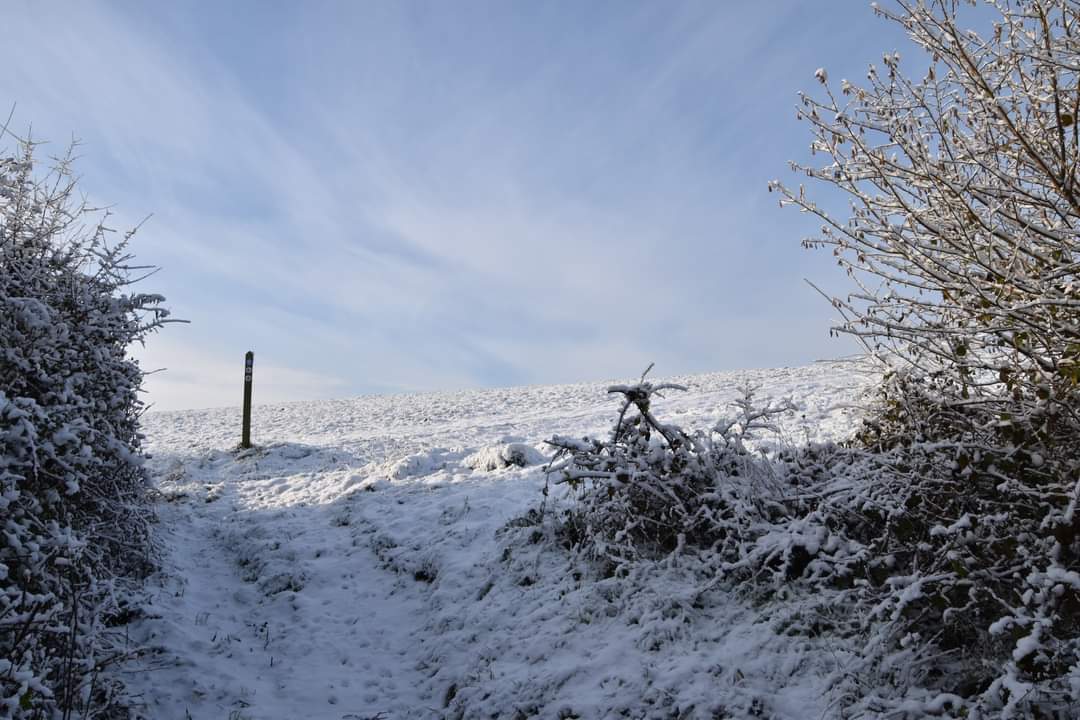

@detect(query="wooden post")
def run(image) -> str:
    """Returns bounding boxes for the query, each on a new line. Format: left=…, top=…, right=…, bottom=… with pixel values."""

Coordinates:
left=241, top=351, right=254, bottom=449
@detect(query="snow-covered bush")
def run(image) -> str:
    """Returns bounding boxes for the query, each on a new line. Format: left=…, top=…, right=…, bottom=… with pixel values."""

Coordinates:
left=814, top=376, right=1080, bottom=718
left=545, top=368, right=797, bottom=575
left=770, top=1, right=1080, bottom=715
left=0, top=138, right=170, bottom=717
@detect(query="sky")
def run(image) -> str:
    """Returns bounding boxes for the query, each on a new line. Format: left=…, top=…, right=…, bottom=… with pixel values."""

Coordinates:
left=2, top=1, right=914, bottom=410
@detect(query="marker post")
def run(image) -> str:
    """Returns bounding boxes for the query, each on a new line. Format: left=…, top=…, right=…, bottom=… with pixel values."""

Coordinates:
left=241, top=351, right=254, bottom=449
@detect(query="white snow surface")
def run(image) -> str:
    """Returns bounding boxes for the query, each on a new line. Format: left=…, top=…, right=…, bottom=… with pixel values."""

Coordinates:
left=122, top=360, right=876, bottom=719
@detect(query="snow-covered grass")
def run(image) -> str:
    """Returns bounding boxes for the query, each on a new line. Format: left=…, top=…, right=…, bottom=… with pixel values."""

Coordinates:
left=120, top=360, right=875, bottom=719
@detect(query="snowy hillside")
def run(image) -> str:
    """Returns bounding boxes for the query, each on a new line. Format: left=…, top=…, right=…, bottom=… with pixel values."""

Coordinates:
left=122, top=360, right=876, bottom=719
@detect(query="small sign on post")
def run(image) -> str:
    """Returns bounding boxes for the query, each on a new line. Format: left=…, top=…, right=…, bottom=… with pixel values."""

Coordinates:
left=241, top=351, right=254, bottom=449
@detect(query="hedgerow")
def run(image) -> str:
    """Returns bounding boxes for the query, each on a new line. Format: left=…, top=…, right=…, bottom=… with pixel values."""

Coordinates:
left=1, top=137, right=171, bottom=718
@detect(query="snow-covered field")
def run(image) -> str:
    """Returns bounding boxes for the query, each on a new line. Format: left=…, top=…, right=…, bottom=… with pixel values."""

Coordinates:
left=122, top=360, right=876, bottom=719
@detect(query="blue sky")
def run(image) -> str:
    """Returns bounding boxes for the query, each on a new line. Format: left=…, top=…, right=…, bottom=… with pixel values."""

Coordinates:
left=3, top=1, right=912, bottom=410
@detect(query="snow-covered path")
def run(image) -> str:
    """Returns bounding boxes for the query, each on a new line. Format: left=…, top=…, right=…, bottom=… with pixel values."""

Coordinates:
left=130, top=446, right=435, bottom=719
left=122, top=361, right=875, bottom=719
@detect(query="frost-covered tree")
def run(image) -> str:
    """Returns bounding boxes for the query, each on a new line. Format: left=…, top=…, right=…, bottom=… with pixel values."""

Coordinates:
left=0, top=135, right=170, bottom=717
left=771, top=0, right=1080, bottom=452
left=772, top=1, right=1080, bottom=716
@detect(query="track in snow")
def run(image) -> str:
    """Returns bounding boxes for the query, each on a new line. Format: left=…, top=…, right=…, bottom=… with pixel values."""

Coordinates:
left=128, top=446, right=438, bottom=719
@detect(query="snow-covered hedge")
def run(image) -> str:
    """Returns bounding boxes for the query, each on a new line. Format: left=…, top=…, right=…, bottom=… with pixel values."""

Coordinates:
left=760, top=1, right=1080, bottom=715
left=538, top=366, right=1080, bottom=718
left=0, top=141, right=170, bottom=717
left=822, top=373, right=1080, bottom=718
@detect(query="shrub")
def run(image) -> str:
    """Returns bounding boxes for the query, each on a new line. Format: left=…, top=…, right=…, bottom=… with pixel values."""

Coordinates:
left=771, top=1, right=1080, bottom=715
left=815, top=372, right=1080, bottom=718
left=0, top=137, right=171, bottom=717
left=544, top=366, right=796, bottom=576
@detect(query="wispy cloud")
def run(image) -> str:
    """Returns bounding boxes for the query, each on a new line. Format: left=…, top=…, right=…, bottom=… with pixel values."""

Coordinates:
left=2, top=1, right=896, bottom=409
